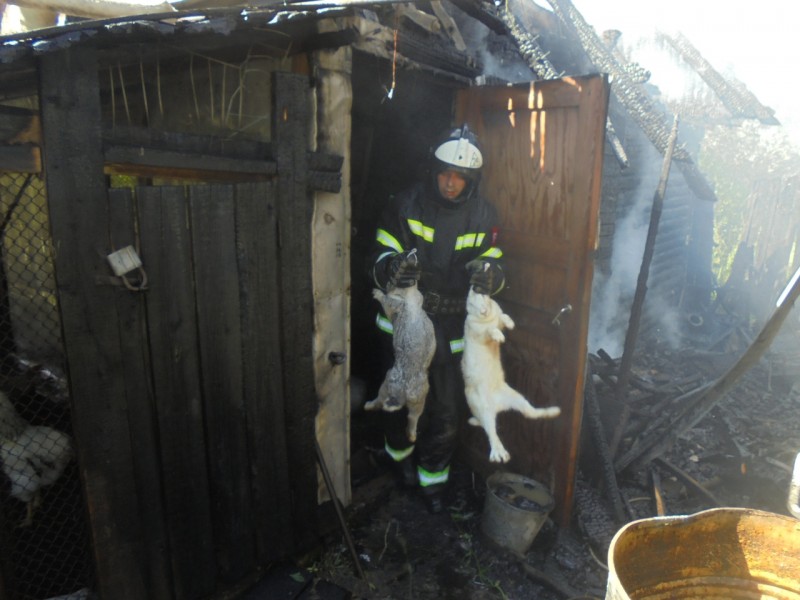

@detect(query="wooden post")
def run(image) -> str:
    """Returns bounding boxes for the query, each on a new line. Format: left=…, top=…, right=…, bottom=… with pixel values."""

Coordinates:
left=273, top=71, right=320, bottom=551
left=608, top=117, right=679, bottom=458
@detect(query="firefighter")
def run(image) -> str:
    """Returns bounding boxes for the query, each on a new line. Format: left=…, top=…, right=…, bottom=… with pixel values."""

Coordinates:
left=369, top=124, right=505, bottom=513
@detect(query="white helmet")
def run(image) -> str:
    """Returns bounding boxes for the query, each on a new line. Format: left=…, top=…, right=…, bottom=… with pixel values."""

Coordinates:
left=433, top=124, right=483, bottom=173
left=431, top=124, right=483, bottom=200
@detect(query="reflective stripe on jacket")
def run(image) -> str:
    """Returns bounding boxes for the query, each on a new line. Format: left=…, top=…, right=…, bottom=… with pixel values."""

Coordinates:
left=371, top=181, right=503, bottom=295
left=369, top=181, right=504, bottom=364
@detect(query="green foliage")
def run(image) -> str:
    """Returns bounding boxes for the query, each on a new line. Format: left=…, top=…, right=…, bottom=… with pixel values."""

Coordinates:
left=698, top=122, right=800, bottom=285
left=457, top=532, right=508, bottom=599
left=109, top=174, right=138, bottom=189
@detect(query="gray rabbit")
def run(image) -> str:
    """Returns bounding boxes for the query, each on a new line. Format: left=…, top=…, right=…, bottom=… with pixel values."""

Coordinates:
left=365, top=254, right=436, bottom=442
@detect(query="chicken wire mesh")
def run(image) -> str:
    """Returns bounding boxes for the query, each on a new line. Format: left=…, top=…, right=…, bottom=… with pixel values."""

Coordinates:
left=0, top=172, right=94, bottom=600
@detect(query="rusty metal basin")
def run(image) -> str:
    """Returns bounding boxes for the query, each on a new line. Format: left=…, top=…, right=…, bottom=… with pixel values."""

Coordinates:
left=606, top=508, right=800, bottom=599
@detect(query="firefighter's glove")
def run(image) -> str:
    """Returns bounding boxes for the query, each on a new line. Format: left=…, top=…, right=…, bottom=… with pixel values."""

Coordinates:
left=388, top=251, right=421, bottom=288
left=466, top=259, right=496, bottom=295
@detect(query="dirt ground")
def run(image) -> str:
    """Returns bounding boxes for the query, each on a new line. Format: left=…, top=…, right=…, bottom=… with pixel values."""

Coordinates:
left=249, top=315, right=800, bottom=600
left=306, top=455, right=606, bottom=600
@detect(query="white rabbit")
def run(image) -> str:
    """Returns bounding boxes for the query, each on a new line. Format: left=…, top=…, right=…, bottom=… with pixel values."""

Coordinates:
left=462, top=288, right=560, bottom=462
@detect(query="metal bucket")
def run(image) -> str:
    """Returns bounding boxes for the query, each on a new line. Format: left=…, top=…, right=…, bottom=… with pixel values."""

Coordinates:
left=480, top=472, right=554, bottom=555
left=606, top=508, right=800, bottom=599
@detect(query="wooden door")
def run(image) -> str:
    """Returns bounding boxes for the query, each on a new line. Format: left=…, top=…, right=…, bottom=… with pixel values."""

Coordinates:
left=41, top=51, right=321, bottom=598
left=456, top=74, right=609, bottom=523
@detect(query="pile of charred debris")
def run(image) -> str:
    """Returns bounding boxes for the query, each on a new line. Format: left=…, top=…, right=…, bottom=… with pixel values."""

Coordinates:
left=258, top=279, right=800, bottom=600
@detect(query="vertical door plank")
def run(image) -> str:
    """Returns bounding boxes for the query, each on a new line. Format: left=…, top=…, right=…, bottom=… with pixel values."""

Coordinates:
left=138, top=186, right=216, bottom=600
left=39, top=47, right=148, bottom=598
left=189, top=184, right=254, bottom=581
left=107, top=188, right=173, bottom=599
left=273, top=71, right=319, bottom=550
left=235, top=181, right=294, bottom=562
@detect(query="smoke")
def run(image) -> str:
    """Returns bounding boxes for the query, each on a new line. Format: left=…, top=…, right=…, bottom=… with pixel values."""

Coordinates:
left=458, top=14, right=535, bottom=84
left=588, top=193, right=650, bottom=357
left=477, top=45, right=534, bottom=84
left=588, top=145, right=683, bottom=357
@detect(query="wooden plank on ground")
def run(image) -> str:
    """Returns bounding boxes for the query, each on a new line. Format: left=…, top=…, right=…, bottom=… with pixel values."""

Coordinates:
left=235, top=181, right=294, bottom=562
left=273, top=71, right=319, bottom=551
left=138, top=185, right=216, bottom=600
left=189, top=184, right=254, bottom=581
left=39, top=46, right=148, bottom=599
left=107, top=188, right=173, bottom=599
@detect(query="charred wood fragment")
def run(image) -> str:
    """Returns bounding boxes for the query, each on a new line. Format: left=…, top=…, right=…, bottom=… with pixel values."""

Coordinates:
left=584, top=364, right=627, bottom=523
left=621, top=381, right=712, bottom=455
left=394, top=29, right=480, bottom=78
left=654, top=457, right=721, bottom=507
left=616, top=266, right=800, bottom=472
left=596, top=349, right=617, bottom=370
left=449, top=0, right=506, bottom=34
left=650, top=467, right=667, bottom=516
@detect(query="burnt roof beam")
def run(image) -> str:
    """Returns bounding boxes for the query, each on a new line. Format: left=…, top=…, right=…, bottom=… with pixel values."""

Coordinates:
left=546, top=0, right=717, bottom=201
left=658, top=31, right=779, bottom=126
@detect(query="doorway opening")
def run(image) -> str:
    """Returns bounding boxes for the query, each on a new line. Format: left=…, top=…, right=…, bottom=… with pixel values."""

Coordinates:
left=348, top=51, right=464, bottom=466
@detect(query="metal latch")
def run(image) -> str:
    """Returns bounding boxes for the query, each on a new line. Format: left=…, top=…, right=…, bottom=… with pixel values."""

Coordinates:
left=552, top=304, right=572, bottom=327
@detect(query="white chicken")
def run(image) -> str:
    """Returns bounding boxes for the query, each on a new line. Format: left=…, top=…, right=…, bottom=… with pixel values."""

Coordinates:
left=0, top=391, right=73, bottom=526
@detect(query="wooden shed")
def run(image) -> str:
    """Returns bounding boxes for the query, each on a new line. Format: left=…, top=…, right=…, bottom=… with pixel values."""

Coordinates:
left=0, top=1, right=643, bottom=598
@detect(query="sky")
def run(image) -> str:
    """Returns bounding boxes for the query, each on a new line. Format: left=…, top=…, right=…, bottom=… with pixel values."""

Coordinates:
left=568, top=0, right=800, bottom=146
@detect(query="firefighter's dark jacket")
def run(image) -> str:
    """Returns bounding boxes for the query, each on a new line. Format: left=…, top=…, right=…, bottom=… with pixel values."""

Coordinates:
left=369, top=180, right=505, bottom=364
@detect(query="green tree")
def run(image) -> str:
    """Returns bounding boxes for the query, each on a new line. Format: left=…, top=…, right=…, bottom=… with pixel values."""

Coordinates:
left=698, top=121, right=800, bottom=285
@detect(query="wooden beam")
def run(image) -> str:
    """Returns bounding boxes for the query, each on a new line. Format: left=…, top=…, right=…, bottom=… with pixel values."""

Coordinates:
left=430, top=1, right=466, bottom=51
left=39, top=45, right=149, bottom=600
left=103, top=162, right=270, bottom=181
left=102, top=132, right=340, bottom=189
left=105, top=146, right=277, bottom=178
left=273, top=71, right=319, bottom=553
left=103, top=126, right=272, bottom=158
left=397, top=3, right=441, bottom=33
left=449, top=0, right=507, bottom=34
left=0, top=144, right=40, bottom=173
left=307, top=151, right=343, bottom=192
